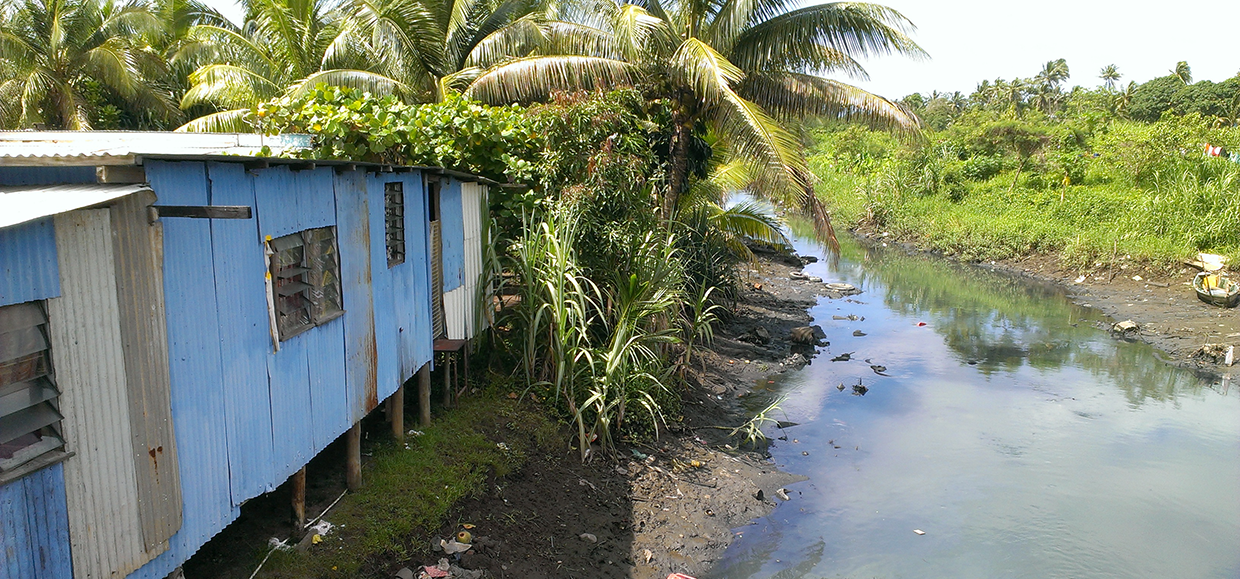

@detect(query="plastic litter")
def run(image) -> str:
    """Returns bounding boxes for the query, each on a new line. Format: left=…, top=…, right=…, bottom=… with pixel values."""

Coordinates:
left=668, top=573, right=698, bottom=579
left=913, top=529, right=926, bottom=535
left=580, top=533, right=597, bottom=543
left=775, top=488, right=790, bottom=501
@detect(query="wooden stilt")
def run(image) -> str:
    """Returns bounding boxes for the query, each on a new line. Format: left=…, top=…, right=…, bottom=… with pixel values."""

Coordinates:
left=442, top=354, right=452, bottom=408
left=291, top=466, right=306, bottom=534
left=346, top=423, right=362, bottom=490
left=418, top=363, right=431, bottom=427
left=463, top=340, right=470, bottom=395
left=391, top=384, right=405, bottom=443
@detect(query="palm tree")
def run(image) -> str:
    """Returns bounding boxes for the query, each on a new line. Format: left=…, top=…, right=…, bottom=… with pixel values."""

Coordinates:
left=464, top=0, right=925, bottom=245
left=1033, top=58, right=1068, bottom=114
left=0, top=0, right=178, bottom=129
left=1113, top=80, right=1136, bottom=119
left=1171, top=60, right=1191, bottom=85
left=1099, top=64, right=1120, bottom=91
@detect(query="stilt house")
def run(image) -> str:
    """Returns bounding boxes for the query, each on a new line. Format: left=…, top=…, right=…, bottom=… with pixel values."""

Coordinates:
left=0, top=132, right=493, bottom=579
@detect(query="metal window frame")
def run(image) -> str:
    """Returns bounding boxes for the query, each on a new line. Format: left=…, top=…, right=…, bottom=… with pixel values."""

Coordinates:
left=267, top=226, right=345, bottom=343
left=0, top=300, right=66, bottom=475
left=384, top=182, right=406, bottom=268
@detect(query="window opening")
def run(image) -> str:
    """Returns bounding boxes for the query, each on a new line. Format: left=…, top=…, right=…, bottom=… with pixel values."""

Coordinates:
left=385, top=182, right=405, bottom=267
left=0, top=300, right=65, bottom=474
left=268, top=226, right=344, bottom=341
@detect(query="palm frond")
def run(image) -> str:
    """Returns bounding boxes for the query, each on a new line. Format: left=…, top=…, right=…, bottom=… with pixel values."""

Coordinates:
left=463, top=55, right=634, bottom=104
left=176, top=107, right=252, bottom=132
left=181, top=63, right=283, bottom=109
left=463, top=16, right=545, bottom=69
left=611, top=3, right=677, bottom=61
left=738, top=70, right=919, bottom=130
left=287, top=68, right=417, bottom=100
left=727, top=2, right=925, bottom=70
left=668, top=38, right=744, bottom=106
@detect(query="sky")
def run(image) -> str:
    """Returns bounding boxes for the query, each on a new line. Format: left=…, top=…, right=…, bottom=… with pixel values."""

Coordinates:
left=200, top=0, right=1240, bottom=100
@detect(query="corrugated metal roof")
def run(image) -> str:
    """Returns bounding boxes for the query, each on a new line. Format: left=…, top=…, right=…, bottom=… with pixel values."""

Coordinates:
left=0, top=183, right=150, bottom=229
left=0, top=131, right=312, bottom=165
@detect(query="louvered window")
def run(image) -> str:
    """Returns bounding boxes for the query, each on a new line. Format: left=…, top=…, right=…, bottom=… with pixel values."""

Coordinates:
left=269, top=227, right=344, bottom=341
left=385, top=182, right=406, bottom=267
left=0, top=301, right=65, bottom=474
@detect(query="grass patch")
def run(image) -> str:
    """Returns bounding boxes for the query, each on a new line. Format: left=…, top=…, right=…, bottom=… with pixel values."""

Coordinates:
left=258, top=388, right=559, bottom=578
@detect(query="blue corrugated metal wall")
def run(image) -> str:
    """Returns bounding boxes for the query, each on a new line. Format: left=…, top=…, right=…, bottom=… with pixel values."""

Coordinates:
left=122, top=161, right=440, bottom=579
left=0, top=218, right=59, bottom=307
left=440, top=177, right=464, bottom=292
left=130, top=161, right=239, bottom=579
left=204, top=162, right=277, bottom=500
left=0, top=166, right=95, bottom=186
left=0, top=464, right=73, bottom=579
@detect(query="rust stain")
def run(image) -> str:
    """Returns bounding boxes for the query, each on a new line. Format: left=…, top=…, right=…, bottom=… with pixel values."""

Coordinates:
left=364, top=333, right=378, bottom=411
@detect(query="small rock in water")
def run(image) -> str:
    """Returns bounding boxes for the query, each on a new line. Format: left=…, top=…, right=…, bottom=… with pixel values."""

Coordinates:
left=853, top=330, right=866, bottom=336
left=775, top=488, right=791, bottom=501
left=870, top=364, right=888, bottom=375
left=852, top=382, right=868, bottom=395
left=831, top=352, right=853, bottom=362
left=836, top=383, right=846, bottom=391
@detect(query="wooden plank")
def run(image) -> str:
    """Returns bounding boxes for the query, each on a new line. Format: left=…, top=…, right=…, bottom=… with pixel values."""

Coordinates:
left=153, top=206, right=252, bottom=220
left=345, top=423, right=362, bottom=491
left=390, top=385, right=404, bottom=443
left=366, top=175, right=400, bottom=404
left=96, top=165, right=146, bottom=184
left=50, top=208, right=153, bottom=577
left=417, top=364, right=431, bottom=427
left=110, top=190, right=183, bottom=551
left=291, top=467, right=306, bottom=534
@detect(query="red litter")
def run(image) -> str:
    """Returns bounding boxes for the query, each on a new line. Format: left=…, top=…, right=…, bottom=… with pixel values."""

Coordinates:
left=423, top=566, right=449, bottom=578
left=668, top=574, right=698, bottom=579
left=916, top=322, right=927, bottom=327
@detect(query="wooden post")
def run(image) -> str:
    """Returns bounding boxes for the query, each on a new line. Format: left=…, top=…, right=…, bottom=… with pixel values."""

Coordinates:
left=391, top=384, right=405, bottom=443
left=418, top=363, right=431, bottom=427
left=346, top=423, right=362, bottom=490
left=442, top=354, right=452, bottom=408
left=463, top=340, right=470, bottom=395
left=291, top=466, right=306, bottom=534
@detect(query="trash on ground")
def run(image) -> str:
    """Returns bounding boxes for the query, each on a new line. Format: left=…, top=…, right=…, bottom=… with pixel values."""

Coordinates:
left=775, top=488, right=791, bottom=501
left=267, top=537, right=292, bottom=552
left=1193, top=271, right=1239, bottom=308
left=825, top=282, right=861, bottom=296
left=1111, top=320, right=1139, bottom=336
left=394, top=567, right=415, bottom=579
left=1186, top=252, right=1229, bottom=272
left=437, top=538, right=472, bottom=555
left=1192, top=344, right=1236, bottom=365
left=668, top=574, right=698, bottom=579
left=580, top=533, right=597, bottom=543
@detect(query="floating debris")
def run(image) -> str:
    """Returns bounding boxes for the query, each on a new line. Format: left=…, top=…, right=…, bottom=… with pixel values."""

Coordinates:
left=831, top=352, right=854, bottom=362
left=913, top=529, right=926, bottom=535
left=775, top=488, right=791, bottom=501
left=853, top=330, right=867, bottom=336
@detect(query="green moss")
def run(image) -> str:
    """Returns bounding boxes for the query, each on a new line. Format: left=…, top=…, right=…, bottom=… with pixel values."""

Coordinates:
left=258, top=392, right=557, bottom=578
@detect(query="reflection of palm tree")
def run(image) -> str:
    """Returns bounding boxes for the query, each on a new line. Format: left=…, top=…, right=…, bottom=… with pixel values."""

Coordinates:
left=1099, top=64, right=1120, bottom=91
left=1171, top=60, right=1192, bottom=84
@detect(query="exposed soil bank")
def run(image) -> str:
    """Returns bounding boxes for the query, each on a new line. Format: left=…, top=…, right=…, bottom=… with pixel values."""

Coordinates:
left=853, top=229, right=1239, bottom=376
left=184, top=245, right=833, bottom=579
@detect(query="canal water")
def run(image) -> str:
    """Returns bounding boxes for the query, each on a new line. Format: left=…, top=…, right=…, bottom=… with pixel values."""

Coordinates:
left=708, top=234, right=1240, bottom=579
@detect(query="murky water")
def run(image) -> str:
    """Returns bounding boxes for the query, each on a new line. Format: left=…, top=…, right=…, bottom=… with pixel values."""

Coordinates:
left=709, top=235, right=1240, bottom=579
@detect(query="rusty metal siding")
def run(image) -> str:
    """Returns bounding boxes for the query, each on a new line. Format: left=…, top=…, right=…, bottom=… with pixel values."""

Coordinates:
left=129, top=161, right=239, bottom=579
left=109, top=192, right=183, bottom=552
left=203, top=162, right=277, bottom=500
left=48, top=208, right=156, bottom=578
left=366, top=174, right=400, bottom=402
left=334, top=170, right=379, bottom=422
left=0, top=462, right=72, bottom=579
left=389, top=172, right=431, bottom=375
left=404, top=173, right=433, bottom=369
left=0, top=218, right=59, bottom=307
left=430, top=221, right=445, bottom=338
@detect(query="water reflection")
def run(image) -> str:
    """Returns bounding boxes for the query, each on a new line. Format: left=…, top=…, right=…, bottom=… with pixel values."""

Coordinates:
left=708, top=232, right=1240, bottom=579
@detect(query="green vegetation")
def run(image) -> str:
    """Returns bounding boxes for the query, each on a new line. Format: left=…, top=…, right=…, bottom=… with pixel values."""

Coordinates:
left=811, top=62, right=1240, bottom=270
left=260, top=391, right=559, bottom=578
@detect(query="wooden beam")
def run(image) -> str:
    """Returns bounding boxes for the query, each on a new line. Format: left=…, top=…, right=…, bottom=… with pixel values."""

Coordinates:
left=291, top=466, right=306, bottom=535
left=442, top=354, right=452, bottom=408
left=346, top=423, right=362, bottom=490
left=151, top=205, right=252, bottom=219
left=390, top=384, right=405, bottom=443
left=96, top=165, right=146, bottom=184
left=418, top=364, right=431, bottom=427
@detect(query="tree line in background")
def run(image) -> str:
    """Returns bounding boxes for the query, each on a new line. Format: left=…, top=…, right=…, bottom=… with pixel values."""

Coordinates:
left=809, top=58, right=1240, bottom=274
